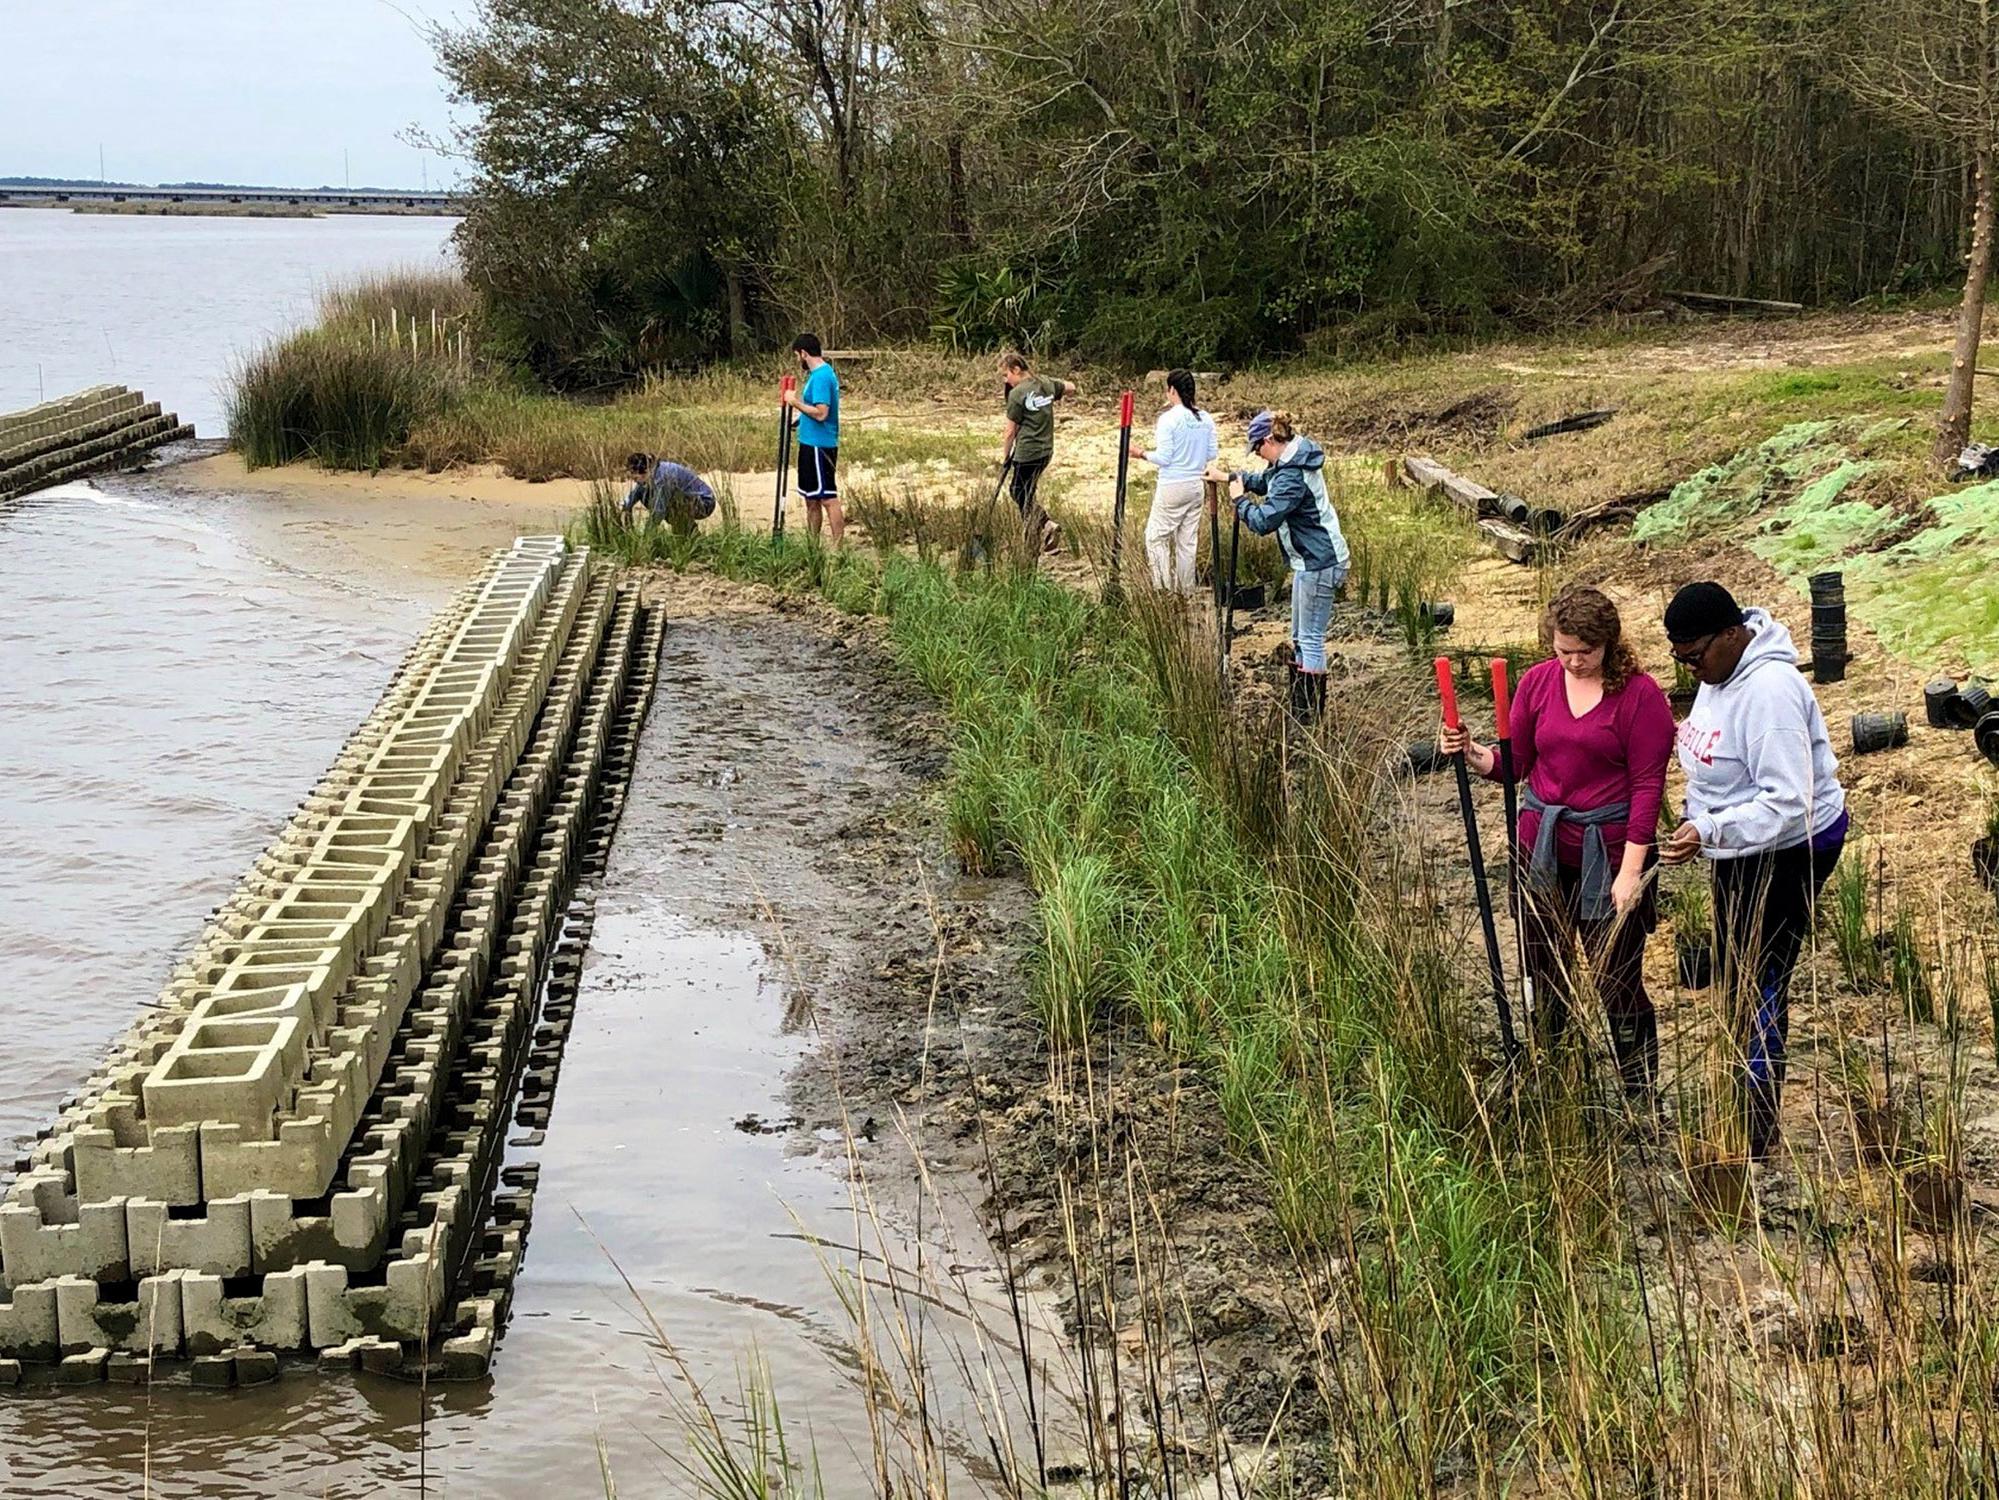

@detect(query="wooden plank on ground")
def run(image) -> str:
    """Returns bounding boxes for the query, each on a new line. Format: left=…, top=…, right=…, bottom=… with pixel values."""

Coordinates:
left=1402, top=454, right=1499, bottom=515
left=1478, top=517, right=1542, bottom=565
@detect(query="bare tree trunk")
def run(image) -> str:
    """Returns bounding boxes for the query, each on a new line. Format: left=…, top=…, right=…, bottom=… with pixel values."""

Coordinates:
left=726, top=265, right=748, bottom=357
left=1938, top=144, right=1995, bottom=468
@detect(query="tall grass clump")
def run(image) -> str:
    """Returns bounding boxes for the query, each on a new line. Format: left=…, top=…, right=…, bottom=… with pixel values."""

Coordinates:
left=228, top=329, right=466, bottom=470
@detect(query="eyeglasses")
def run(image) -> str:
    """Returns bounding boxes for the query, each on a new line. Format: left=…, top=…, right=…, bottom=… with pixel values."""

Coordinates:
left=1669, top=633, right=1717, bottom=666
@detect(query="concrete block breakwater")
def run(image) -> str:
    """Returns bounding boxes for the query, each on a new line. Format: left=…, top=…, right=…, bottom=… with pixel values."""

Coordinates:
left=0, top=537, right=665, bottom=1387
left=0, top=385, right=193, bottom=501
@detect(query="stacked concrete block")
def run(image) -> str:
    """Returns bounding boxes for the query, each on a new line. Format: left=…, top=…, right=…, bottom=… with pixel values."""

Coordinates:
left=0, top=386, right=194, bottom=501
left=0, top=537, right=669, bottom=1385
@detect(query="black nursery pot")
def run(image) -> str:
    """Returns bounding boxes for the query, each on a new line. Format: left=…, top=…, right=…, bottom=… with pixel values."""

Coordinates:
left=1227, top=581, right=1267, bottom=612
left=1926, top=678, right=1962, bottom=729
left=1978, top=710, right=1999, bottom=768
left=1404, top=740, right=1447, bottom=777
left=1677, top=934, right=1714, bottom=991
left=1951, top=682, right=1993, bottom=729
left=1850, top=711, right=1908, bottom=754
left=1418, top=601, right=1456, bottom=631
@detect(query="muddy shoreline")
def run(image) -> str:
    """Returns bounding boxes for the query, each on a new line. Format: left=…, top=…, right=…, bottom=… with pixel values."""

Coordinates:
left=645, top=571, right=1312, bottom=1488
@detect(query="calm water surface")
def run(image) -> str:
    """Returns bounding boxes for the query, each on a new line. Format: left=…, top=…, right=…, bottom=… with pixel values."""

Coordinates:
left=0, top=208, right=458, bottom=433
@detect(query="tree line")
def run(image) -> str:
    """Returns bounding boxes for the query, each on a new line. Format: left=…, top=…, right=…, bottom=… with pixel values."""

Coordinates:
left=433, top=0, right=1994, bottom=392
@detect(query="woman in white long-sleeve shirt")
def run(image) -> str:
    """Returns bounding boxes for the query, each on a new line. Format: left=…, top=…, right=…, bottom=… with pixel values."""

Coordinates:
left=1129, top=369, right=1219, bottom=593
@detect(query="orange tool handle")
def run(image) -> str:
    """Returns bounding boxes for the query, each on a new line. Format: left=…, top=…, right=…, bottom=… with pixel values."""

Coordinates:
left=1491, top=659, right=1512, bottom=740
left=1119, top=389, right=1134, bottom=427
left=1435, top=656, right=1461, bottom=732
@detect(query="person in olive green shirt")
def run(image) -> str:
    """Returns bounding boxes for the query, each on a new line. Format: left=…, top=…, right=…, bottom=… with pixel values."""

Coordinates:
left=999, top=350, right=1075, bottom=551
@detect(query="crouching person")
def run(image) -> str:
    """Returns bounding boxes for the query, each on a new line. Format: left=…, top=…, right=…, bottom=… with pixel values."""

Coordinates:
left=624, top=453, right=718, bottom=535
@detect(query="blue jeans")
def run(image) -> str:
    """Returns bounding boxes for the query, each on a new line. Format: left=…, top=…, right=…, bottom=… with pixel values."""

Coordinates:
left=1290, top=564, right=1345, bottom=672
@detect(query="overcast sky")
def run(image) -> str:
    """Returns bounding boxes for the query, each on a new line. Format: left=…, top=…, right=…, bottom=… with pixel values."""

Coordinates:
left=0, top=2, right=475, bottom=188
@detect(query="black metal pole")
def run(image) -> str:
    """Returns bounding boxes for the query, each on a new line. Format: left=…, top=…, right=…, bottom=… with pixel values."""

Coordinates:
left=1208, top=480, right=1225, bottom=670
left=1437, top=656, right=1522, bottom=1061
left=1222, top=507, right=1243, bottom=666
left=771, top=374, right=793, bottom=537
left=1108, top=389, right=1134, bottom=599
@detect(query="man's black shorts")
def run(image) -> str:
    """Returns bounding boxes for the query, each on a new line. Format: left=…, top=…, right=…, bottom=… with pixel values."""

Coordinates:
left=797, top=443, right=838, bottom=500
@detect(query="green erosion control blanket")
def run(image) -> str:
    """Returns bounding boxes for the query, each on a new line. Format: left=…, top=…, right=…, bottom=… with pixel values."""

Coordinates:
left=1636, top=420, right=1999, bottom=676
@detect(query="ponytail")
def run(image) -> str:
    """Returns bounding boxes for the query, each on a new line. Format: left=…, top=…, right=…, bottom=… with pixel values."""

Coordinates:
left=1165, top=368, right=1200, bottom=417
left=1268, top=410, right=1296, bottom=443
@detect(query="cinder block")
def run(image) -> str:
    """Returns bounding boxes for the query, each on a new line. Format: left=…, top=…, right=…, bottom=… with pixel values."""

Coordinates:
left=191, top=1353, right=236, bottom=1388
left=1, top=1186, right=129, bottom=1287
left=0, top=1281, right=60, bottom=1362
left=0, top=1356, right=21, bottom=1385
left=106, top=1351, right=152, bottom=1384
left=181, top=1266, right=308, bottom=1354
left=127, top=1194, right=252, bottom=1277
left=72, top=1121, right=201, bottom=1207
left=55, top=1272, right=183, bottom=1357
left=234, top=1345, right=280, bottom=1385
left=57, top=1348, right=109, bottom=1385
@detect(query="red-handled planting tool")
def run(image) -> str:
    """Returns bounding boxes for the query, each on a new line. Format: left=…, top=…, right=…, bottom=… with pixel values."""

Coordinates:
left=771, top=374, right=795, bottom=537
left=1107, top=389, right=1135, bottom=598
left=1439, top=656, right=1522, bottom=1061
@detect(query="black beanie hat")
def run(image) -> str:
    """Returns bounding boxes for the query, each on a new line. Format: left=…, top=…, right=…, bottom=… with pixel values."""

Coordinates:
left=1663, top=582, right=1744, bottom=644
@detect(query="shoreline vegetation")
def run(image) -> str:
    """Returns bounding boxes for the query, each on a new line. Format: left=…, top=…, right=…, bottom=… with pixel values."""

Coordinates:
left=560, top=491, right=1999, bottom=1496
left=220, top=268, right=1999, bottom=1492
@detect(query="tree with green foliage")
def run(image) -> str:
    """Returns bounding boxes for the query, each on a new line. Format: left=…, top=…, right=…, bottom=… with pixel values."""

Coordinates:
left=433, top=0, right=1981, bottom=375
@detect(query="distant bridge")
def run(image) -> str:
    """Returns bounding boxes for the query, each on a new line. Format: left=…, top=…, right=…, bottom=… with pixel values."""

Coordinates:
left=0, top=184, right=463, bottom=211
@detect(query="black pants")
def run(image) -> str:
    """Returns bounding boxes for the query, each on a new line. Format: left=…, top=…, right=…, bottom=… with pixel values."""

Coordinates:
left=1009, top=457, right=1051, bottom=546
left=1519, top=863, right=1658, bottom=1096
left=1710, top=833, right=1843, bottom=1158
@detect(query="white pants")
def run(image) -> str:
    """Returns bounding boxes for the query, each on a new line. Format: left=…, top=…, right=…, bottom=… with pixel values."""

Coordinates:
left=1144, top=478, right=1205, bottom=593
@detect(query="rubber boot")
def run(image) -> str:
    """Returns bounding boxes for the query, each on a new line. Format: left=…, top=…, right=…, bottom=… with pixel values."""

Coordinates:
left=1301, top=671, right=1327, bottom=725
left=1286, top=666, right=1309, bottom=722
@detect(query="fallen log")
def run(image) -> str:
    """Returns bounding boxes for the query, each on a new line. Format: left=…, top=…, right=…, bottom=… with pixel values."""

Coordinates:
left=1664, top=290, right=1804, bottom=315
left=1478, top=517, right=1543, bottom=565
left=1402, top=455, right=1499, bottom=515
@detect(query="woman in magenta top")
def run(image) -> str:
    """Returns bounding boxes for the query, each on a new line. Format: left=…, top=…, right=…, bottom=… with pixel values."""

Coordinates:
left=1440, top=588, right=1675, bottom=1101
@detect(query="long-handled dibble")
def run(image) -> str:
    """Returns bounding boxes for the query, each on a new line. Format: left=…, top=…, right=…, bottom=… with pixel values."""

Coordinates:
left=1207, top=479, right=1226, bottom=669
left=1437, top=656, right=1522, bottom=1062
left=771, top=374, right=794, bottom=537
left=1491, top=657, right=1532, bottom=1016
left=1107, top=389, right=1134, bottom=598
left=1221, top=505, right=1244, bottom=670
left=971, top=456, right=1014, bottom=564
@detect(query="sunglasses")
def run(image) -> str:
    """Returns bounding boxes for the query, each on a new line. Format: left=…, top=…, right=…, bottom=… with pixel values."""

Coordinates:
left=1669, top=633, right=1718, bottom=666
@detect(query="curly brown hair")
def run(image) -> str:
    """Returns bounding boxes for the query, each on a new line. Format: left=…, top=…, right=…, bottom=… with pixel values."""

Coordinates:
left=1540, top=586, right=1643, bottom=694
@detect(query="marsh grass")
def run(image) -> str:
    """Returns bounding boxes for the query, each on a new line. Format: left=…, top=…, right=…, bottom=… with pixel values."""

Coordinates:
left=583, top=478, right=1999, bottom=1497
left=228, top=330, right=468, bottom=470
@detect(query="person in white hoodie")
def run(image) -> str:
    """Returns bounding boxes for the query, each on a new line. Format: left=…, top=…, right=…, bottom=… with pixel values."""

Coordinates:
left=1660, top=582, right=1849, bottom=1160
left=1129, top=369, right=1219, bottom=593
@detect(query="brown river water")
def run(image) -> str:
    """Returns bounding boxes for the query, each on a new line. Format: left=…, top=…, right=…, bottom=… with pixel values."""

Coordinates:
left=0, top=469, right=1042, bottom=1497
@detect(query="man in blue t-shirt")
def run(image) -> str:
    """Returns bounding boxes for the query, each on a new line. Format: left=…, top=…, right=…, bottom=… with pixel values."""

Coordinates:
left=783, top=332, right=842, bottom=543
